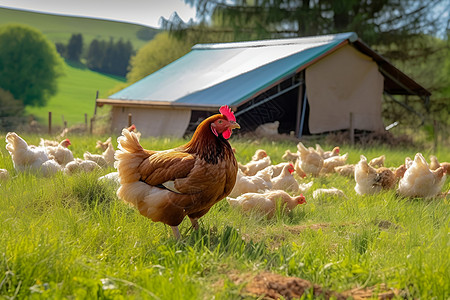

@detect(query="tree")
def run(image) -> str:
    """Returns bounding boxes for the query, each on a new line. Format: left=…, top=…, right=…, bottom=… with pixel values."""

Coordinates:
left=0, top=24, right=64, bottom=107
left=0, top=87, right=25, bottom=131
left=127, top=32, right=192, bottom=83
left=66, top=33, right=83, bottom=62
left=164, top=0, right=449, bottom=46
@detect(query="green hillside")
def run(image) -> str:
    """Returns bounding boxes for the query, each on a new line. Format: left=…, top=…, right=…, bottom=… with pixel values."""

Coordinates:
left=0, top=7, right=160, bottom=50
left=26, top=62, right=125, bottom=127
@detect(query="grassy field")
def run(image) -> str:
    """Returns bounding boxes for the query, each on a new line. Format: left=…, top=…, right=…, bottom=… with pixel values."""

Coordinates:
left=0, top=7, right=159, bottom=50
left=25, top=62, right=125, bottom=128
left=0, top=134, right=449, bottom=299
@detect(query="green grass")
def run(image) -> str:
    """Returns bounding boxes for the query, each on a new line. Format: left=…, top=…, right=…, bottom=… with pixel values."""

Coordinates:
left=0, top=135, right=449, bottom=299
left=0, top=7, right=159, bottom=50
left=25, top=62, right=125, bottom=128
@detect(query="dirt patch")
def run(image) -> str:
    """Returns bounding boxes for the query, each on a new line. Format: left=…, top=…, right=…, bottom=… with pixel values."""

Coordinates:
left=242, top=272, right=402, bottom=300
left=243, top=272, right=346, bottom=299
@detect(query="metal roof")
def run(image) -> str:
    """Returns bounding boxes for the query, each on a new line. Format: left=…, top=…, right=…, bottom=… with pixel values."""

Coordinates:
left=100, top=32, right=430, bottom=109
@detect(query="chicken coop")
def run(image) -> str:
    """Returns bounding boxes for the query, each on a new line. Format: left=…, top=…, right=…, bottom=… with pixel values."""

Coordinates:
left=96, top=32, right=430, bottom=138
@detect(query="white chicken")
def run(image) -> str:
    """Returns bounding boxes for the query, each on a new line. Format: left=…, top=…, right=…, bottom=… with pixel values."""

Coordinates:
left=96, top=137, right=112, bottom=151
left=312, top=187, right=346, bottom=200
left=102, top=143, right=116, bottom=168
left=64, top=158, right=101, bottom=175
left=263, top=162, right=294, bottom=178
left=83, top=143, right=115, bottom=169
left=368, top=155, right=385, bottom=168
left=45, top=139, right=74, bottom=167
left=251, top=149, right=268, bottom=161
left=239, top=156, right=271, bottom=176
left=320, top=153, right=349, bottom=174
left=271, top=164, right=312, bottom=193
left=254, top=121, right=279, bottom=136
left=315, top=144, right=340, bottom=159
left=334, top=164, right=355, bottom=177
left=98, top=171, right=120, bottom=186
left=5, top=132, right=62, bottom=176
left=227, top=190, right=306, bottom=218
left=228, top=168, right=272, bottom=198
left=296, top=142, right=323, bottom=177
left=282, top=149, right=299, bottom=162
left=398, top=153, right=446, bottom=198
left=354, top=155, right=381, bottom=195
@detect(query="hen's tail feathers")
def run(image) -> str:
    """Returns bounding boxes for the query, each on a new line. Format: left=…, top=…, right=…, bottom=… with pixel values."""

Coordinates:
left=115, top=129, right=150, bottom=184
left=5, top=132, right=27, bottom=154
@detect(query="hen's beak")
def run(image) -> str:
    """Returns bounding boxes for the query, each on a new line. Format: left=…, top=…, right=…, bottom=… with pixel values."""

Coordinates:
left=229, top=121, right=240, bottom=130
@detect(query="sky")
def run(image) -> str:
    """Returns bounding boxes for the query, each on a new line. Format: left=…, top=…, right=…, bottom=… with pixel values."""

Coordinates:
left=0, top=0, right=197, bottom=28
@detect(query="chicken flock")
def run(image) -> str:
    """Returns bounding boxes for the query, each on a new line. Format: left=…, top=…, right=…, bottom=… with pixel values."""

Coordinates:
left=3, top=107, right=449, bottom=239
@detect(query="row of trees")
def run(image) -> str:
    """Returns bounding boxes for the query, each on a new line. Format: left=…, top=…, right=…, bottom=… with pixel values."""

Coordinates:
left=56, top=34, right=134, bottom=77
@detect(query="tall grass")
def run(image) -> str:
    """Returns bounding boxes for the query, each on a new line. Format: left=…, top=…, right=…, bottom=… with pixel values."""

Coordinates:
left=0, top=135, right=449, bottom=298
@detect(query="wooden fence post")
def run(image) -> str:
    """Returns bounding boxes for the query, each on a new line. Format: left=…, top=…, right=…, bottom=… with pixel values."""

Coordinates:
left=90, top=117, right=94, bottom=135
left=48, top=111, right=52, bottom=135
left=84, top=113, right=88, bottom=130
left=64, top=121, right=67, bottom=129
left=128, top=113, right=132, bottom=127
left=349, top=112, right=354, bottom=145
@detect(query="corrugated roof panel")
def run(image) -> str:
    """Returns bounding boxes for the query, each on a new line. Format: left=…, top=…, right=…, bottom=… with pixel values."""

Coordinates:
left=109, top=33, right=354, bottom=104
left=174, top=41, right=342, bottom=107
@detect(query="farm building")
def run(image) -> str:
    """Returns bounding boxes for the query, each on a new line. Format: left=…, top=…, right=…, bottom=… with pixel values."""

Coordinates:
left=96, top=32, right=430, bottom=138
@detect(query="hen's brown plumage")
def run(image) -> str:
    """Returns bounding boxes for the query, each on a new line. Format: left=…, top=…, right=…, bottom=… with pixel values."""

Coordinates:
left=115, top=108, right=239, bottom=238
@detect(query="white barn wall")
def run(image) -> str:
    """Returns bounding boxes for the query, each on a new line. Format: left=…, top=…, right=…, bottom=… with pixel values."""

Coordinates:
left=111, top=106, right=192, bottom=138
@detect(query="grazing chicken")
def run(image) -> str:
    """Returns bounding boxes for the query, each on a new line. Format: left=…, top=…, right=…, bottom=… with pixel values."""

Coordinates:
left=5, top=132, right=62, bottom=176
left=0, top=169, right=10, bottom=181
left=282, top=149, right=299, bottom=162
left=115, top=105, right=240, bottom=239
left=293, top=159, right=307, bottom=178
left=312, top=187, right=346, bottom=200
left=372, top=167, right=398, bottom=190
left=334, top=164, right=355, bottom=177
left=368, top=155, right=385, bottom=168
left=429, top=155, right=450, bottom=174
left=39, top=138, right=61, bottom=147
left=354, top=155, right=381, bottom=195
left=83, top=143, right=115, bottom=168
left=227, top=190, right=306, bottom=218
left=320, top=153, right=348, bottom=174
left=271, top=164, right=312, bottom=193
left=45, top=139, right=74, bottom=167
left=254, top=121, right=279, bottom=136
left=98, top=171, right=120, bottom=186
left=239, top=156, right=271, bottom=176
left=228, top=168, right=272, bottom=198
left=102, top=143, right=116, bottom=168
left=398, top=153, right=446, bottom=198
left=296, top=142, right=323, bottom=177
left=96, top=137, right=112, bottom=151
left=64, top=158, right=101, bottom=175
left=264, top=162, right=295, bottom=178
left=315, top=144, right=340, bottom=159
left=251, top=149, right=268, bottom=161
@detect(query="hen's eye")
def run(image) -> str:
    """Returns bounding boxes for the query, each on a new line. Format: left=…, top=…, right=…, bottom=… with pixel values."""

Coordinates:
left=218, top=120, right=223, bottom=124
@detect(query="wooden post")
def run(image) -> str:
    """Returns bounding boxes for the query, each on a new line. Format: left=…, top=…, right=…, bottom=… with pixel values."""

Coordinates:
left=128, top=113, right=132, bottom=127
left=94, top=90, right=99, bottom=116
left=349, top=112, right=354, bottom=145
left=48, top=111, right=52, bottom=135
left=64, top=121, right=67, bottom=129
left=90, top=117, right=94, bottom=135
left=85, top=113, right=88, bottom=130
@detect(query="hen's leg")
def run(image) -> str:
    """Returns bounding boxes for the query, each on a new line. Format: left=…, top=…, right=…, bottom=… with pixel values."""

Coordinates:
left=189, top=217, right=199, bottom=230
left=171, top=226, right=181, bottom=239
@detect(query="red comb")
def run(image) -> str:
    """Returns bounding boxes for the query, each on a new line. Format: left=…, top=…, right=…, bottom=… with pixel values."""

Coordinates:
left=219, top=105, right=236, bottom=122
